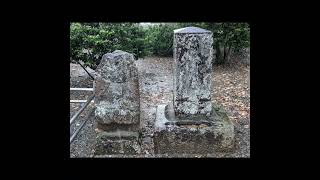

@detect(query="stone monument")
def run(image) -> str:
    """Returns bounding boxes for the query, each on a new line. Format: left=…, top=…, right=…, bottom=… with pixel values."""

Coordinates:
left=93, top=50, right=141, bottom=155
left=173, top=26, right=213, bottom=118
left=154, top=27, right=235, bottom=154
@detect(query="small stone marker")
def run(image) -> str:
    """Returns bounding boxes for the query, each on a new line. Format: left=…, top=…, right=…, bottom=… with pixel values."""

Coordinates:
left=93, top=50, right=141, bottom=155
left=94, top=50, right=140, bottom=131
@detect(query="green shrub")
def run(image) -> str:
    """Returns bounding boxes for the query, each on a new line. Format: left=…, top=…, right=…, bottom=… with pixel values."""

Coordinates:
left=180, top=22, right=250, bottom=64
left=144, top=23, right=179, bottom=56
left=70, top=22, right=250, bottom=67
left=70, top=23, right=147, bottom=68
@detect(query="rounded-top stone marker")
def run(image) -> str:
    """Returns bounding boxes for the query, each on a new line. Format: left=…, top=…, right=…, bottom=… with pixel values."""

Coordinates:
left=94, top=50, right=140, bottom=128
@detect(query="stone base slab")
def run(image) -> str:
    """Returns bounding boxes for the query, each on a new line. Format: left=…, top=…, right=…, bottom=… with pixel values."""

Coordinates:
left=96, top=121, right=140, bottom=132
left=94, top=131, right=141, bottom=155
left=154, top=103, right=234, bottom=154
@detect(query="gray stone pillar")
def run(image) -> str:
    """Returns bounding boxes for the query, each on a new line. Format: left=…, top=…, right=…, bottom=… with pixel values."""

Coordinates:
left=94, top=50, right=140, bottom=131
left=173, top=27, right=213, bottom=118
left=153, top=27, right=234, bottom=154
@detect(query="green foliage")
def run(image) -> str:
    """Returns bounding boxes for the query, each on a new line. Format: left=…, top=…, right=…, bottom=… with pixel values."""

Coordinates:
left=70, top=22, right=250, bottom=67
left=180, top=22, right=250, bottom=64
left=70, top=23, right=147, bottom=68
left=144, top=23, right=179, bottom=56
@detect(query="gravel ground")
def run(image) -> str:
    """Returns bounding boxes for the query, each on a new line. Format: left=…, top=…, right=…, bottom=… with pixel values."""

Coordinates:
left=70, top=101, right=96, bottom=158
left=70, top=63, right=96, bottom=158
left=70, top=57, right=250, bottom=158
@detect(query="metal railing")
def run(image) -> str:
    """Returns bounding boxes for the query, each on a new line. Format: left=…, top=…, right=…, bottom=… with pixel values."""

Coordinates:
left=70, top=93, right=94, bottom=143
left=70, top=60, right=95, bottom=143
left=70, top=94, right=94, bottom=125
left=70, top=88, right=94, bottom=103
left=70, top=99, right=94, bottom=103
left=70, top=88, right=94, bottom=91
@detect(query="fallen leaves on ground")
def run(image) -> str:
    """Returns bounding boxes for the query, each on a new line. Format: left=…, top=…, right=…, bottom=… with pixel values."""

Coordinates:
left=212, top=63, right=250, bottom=125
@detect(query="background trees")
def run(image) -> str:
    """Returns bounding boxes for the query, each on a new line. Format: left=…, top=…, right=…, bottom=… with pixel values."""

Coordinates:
left=70, top=22, right=250, bottom=68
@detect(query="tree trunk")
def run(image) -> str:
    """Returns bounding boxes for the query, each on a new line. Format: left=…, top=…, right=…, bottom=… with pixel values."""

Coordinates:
left=215, top=43, right=222, bottom=64
left=223, top=45, right=227, bottom=61
left=226, top=45, right=232, bottom=63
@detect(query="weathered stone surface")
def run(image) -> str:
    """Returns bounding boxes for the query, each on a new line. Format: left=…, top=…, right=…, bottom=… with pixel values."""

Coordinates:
left=70, top=63, right=94, bottom=88
left=94, top=50, right=140, bottom=126
left=154, top=103, right=234, bottom=154
left=94, top=131, right=141, bottom=155
left=95, top=50, right=137, bottom=83
left=173, top=27, right=213, bottom=118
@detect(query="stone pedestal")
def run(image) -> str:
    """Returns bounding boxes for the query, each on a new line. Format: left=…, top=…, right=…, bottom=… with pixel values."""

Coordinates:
left=94, top=50, right=141, bottom=155
left=154, top=27, right=234, bottom=154
left=95, top=131, right=141, bottom=155
left=154, top=103, right=234, bottom=154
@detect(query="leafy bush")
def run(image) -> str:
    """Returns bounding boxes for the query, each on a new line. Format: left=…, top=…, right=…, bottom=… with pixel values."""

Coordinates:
left=70, top=23, right=147, bottom=68
left=144, top=23, right=179, bottom=56
left=70, top=22, right=250, bottom=67
left=180, top=22, right=250, bottom=64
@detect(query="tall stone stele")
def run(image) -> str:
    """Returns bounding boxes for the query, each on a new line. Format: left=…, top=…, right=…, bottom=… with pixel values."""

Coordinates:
left=154, top=27, right=234, bottom=154
left=94, top=50, right=140, bottom=131
left=173, top=26, right=213, bottom=119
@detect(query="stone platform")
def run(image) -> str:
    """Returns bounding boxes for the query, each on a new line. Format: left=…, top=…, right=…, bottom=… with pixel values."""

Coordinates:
left=154, top=103, right=234, bottom=154
left=94, top=131, right=141, bottom=155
